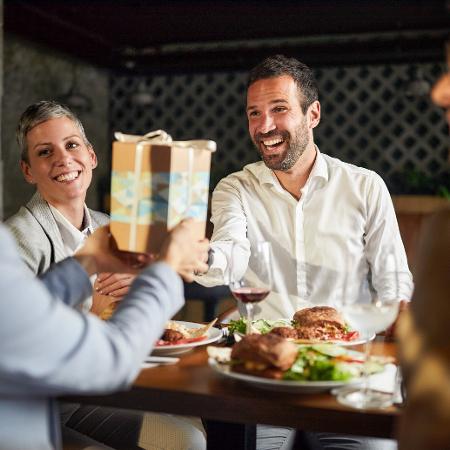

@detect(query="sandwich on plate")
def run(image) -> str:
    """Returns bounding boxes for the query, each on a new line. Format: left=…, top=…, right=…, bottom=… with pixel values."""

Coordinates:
left=228, top=306, right=359, bottom=342
left=230, top=333, right=298, bottom=379
left=211, top=334, right=387, bottom=382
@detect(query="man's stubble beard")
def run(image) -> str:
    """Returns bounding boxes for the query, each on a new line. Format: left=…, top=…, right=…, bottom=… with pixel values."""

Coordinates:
left=255, top=119, right=310, bottom=171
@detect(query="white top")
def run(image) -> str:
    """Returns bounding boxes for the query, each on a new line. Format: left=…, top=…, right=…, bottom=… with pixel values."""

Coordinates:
left=198, top=149, right=413, bottom=319
left=50, top=204, right=95, bottom=312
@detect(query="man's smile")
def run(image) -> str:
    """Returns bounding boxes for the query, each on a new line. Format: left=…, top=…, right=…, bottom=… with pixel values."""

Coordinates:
left=257, top=130, right=289, bottom=154
left=261, top=136, right=285, bottom=151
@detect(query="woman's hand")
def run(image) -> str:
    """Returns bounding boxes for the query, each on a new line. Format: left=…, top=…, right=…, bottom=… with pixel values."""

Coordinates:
left=95, top=272, right=136, bottom=298
left=90, top=289, right=122, bottom=319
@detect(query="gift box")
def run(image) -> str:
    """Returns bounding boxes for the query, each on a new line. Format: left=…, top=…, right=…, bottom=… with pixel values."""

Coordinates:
left=110, top=130, right=216, bottom=253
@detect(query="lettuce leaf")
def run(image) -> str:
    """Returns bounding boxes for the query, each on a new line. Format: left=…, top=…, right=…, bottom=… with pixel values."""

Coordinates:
left=283, top=347, right=355, bottom=381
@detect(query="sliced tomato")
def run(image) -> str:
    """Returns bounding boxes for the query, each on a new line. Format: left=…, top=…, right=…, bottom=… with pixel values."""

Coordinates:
left=333, top=355, right=364, bottom=364
left=156, top=335, right=207, bottom=347
left=342, top=330, right=359, bottom=341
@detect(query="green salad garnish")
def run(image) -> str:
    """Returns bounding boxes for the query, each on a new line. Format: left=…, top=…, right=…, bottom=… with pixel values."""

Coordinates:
left=227, top=317, right=247, bottom=334
left=283, top=346, right=366, bottom=382
left=228, top=317, right=292, bottom=335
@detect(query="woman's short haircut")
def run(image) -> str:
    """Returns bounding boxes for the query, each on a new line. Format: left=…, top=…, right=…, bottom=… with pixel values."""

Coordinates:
left=16, top=100, right=91, bottom=162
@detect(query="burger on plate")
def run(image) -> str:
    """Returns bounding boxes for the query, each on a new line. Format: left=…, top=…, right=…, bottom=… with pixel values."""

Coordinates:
left=230, top=333, right=298, bottom=379
left=293, top=306, right=350, bottom=340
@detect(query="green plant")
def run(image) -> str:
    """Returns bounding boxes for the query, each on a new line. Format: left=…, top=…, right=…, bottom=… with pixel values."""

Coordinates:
left=392, top=169, right=450, bottom=197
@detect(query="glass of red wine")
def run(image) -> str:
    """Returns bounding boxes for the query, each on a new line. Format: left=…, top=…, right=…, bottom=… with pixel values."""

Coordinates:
left=228, top=241, right=272, bottom=334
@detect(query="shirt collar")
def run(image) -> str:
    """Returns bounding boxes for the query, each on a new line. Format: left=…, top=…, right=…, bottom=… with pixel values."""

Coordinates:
left=80, top=205, right=94, bottom=234
left=246, top=146, right=329, bottom=190
left=245, top=161, right=275, bottom=185
left=301, top=147, right=329, bottom=197
left=49, top=204, right=93, bottom=253
left=308, top=147, right=328, bottom=183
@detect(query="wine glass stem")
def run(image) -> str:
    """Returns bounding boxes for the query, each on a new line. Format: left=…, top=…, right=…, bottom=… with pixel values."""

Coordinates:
left=245, top=303, right=254, bottom=335
left=362, top=338, right=373, bottom=400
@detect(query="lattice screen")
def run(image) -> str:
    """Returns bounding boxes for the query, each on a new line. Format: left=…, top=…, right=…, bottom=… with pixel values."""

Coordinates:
left=110, top=62, right=449, bottom=194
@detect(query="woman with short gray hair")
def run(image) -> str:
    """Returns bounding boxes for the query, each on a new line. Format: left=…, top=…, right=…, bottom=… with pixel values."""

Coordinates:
left=6, top=100, right=206, bottom=450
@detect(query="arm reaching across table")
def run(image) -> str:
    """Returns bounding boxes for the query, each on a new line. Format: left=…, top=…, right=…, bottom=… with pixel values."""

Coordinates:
left=0, top=219, right=209, bottom=449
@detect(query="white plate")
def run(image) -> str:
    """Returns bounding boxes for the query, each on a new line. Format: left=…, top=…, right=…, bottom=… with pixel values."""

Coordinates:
left=209, top=358, right=365, bottom=393
left=293, top=333, right=375, bottom=347
left=234, top=325, right=375, bottom=347
left=152, top=321, right=222, bottom=356
left=233, top=332, right=374, bottom=346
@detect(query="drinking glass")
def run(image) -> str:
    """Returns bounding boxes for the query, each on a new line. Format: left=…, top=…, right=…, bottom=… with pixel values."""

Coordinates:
left=336, top=297, right=399, bottom=408
left=336, top=249, right=401, bottom=409
left=228, top=241, right=272, bottom=334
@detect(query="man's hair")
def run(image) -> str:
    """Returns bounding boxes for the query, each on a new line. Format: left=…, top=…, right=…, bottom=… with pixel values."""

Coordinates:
left=16, top=100, right=91, bottom=162
left=247, top=55, right=319, bottom=114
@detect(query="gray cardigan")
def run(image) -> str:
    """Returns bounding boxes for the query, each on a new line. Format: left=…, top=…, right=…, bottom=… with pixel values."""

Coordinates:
left=5, top=192, right=109, bottom=274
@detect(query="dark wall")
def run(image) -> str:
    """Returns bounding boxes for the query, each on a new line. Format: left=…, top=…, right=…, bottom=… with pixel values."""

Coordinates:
left=2, top=35, right=109, bottom=219
left=109, top=61, right=449, bottom=197
left=3, top=35, right=447, bottom=221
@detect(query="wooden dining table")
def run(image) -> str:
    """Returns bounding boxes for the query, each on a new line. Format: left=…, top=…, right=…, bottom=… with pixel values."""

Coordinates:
left=66, top=340, right=400, bottom=450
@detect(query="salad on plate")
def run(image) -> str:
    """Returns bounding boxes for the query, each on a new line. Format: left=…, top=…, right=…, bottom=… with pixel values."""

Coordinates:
left=208, top=333, right=390, bottom=392
left=227, top=306, right=365, bottom=344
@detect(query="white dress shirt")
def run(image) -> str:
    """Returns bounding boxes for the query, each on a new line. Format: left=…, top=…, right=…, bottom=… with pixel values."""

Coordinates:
left=198, top=149, right=413, bottom=319
left=49, top=204, right=95, bottom=312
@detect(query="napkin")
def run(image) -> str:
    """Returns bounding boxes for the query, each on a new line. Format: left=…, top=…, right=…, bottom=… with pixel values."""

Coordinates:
left=368, top=363, right=398, bottom=393
left=332, top=364, right=403, bottom=404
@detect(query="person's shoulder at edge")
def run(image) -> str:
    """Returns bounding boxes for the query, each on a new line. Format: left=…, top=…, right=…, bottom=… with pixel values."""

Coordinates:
left=4, top=204, right=50, bottom=274
left=0, top=223, right=23, bottom=258
left=322, top=152, right=382, bottom=180
left=215, top=161, right=269, bottom=189
left=5, top=192, right=49, bottom=230
left=0, top=224, right=45, bottom=282
left=321, top=152, right=389, bottom=196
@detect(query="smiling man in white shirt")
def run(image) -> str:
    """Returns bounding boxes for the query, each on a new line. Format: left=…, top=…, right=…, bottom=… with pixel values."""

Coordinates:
left=199, top=53, right=410, bottom=450
left=199, top=54, right=413, bottom=321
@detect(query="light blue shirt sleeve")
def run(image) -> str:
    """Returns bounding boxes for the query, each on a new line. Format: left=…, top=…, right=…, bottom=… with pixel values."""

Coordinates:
left=38, top=258, right=92, bottom=307
left=0, top=224, right=184, bottom=397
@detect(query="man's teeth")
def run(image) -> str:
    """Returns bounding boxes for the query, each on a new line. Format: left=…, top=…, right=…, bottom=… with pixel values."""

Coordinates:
left=262, top=137, right=283, bottom=146
left=55, top=171, right=79, bottom=182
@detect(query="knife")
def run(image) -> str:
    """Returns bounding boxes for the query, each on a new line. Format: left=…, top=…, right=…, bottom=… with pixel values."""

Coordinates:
left=143, top=356, right=180, bottom=365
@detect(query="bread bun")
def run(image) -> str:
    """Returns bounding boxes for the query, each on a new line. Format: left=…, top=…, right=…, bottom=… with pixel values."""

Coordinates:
left=294, top=306, right=345, bottom=329
left=231, top=333, right=298, bottom=372
left=293, top=306, right=348, bottom=340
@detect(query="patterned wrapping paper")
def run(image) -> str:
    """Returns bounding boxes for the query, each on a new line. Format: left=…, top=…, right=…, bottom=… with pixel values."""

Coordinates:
left=111, top=171, right=210, bottom=226
left=110, top=131, right=215, bottom=253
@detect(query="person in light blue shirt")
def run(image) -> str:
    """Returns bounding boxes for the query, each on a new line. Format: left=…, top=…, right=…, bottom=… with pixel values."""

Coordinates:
left=0, top=220, right=208, bottom=450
